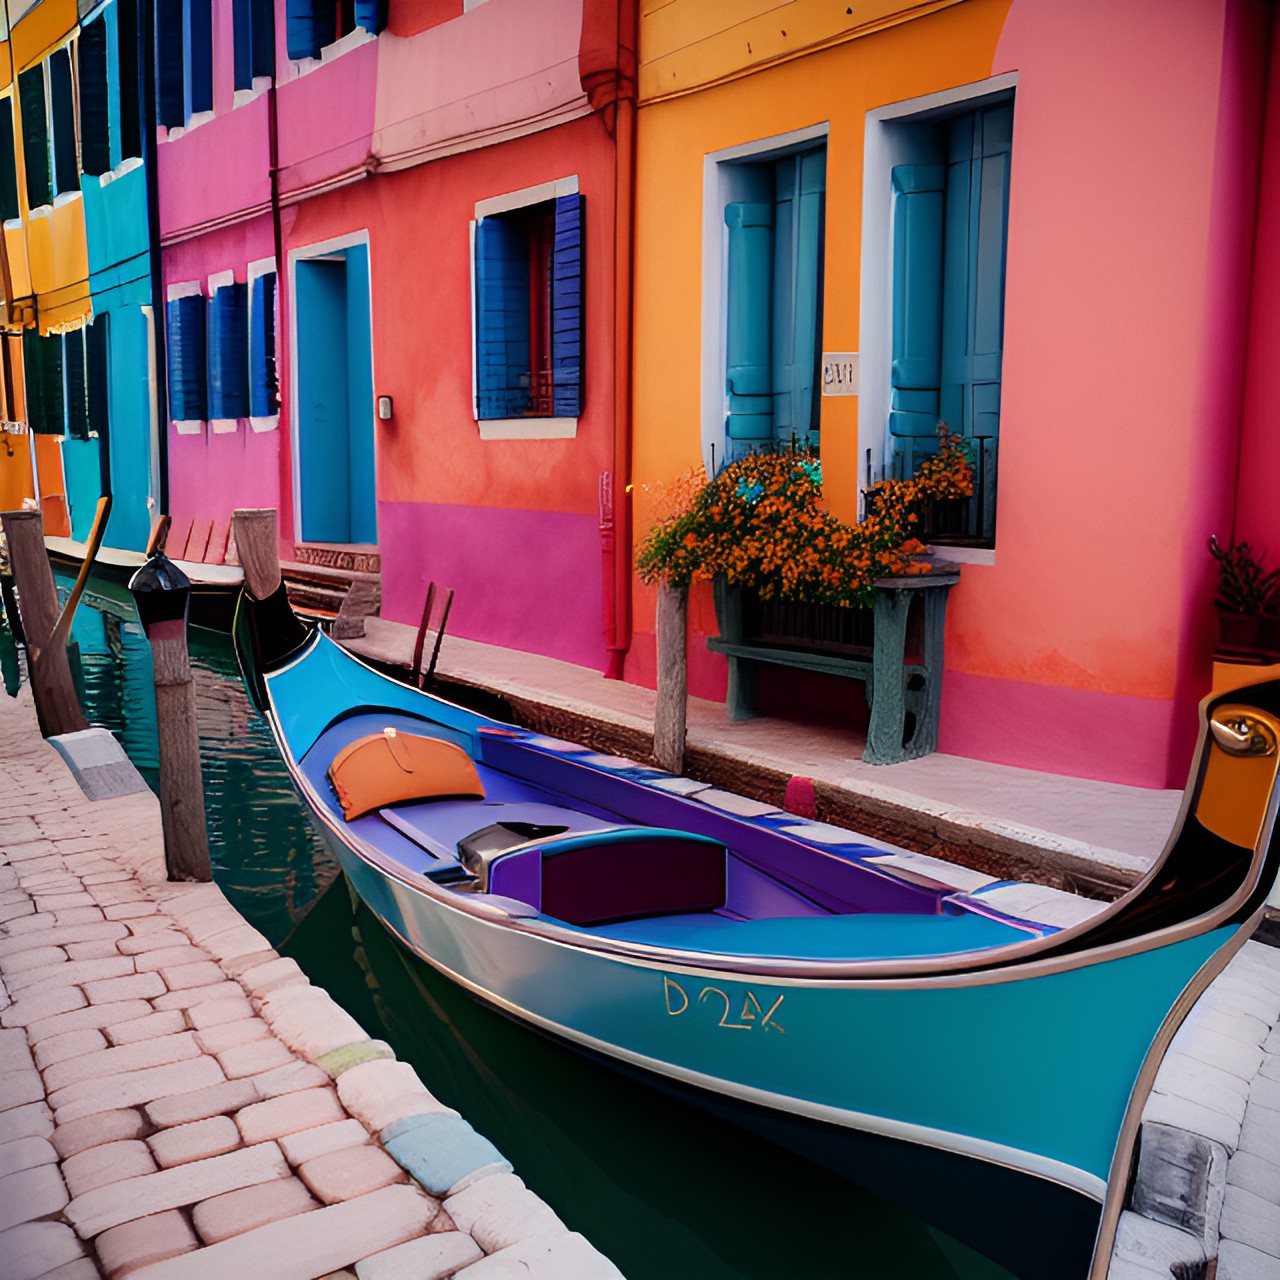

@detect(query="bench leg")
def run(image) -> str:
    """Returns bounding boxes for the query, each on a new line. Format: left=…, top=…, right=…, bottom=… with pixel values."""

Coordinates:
left=863, top=589, right=911, bottom=764
left=911, top=583, right=952, bottom=757
left=725, top=654, right=757, bottom=721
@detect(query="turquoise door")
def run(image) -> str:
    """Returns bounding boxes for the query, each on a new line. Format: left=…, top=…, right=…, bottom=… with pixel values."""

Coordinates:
left=295, top=244, right=376, bottom=545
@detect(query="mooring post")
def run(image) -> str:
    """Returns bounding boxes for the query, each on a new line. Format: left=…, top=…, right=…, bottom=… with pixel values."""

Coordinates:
left=653, top=581, right=688, bottom=774
left=128, top=552, right=212, bottom=882
left=0, top=508, right=88, bottom=737
left=231, top=508, right=282, bottom=601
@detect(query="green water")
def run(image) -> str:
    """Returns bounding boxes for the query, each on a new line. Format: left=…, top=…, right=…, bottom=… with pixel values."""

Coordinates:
left=5, top=578, right=1015, bottom=1280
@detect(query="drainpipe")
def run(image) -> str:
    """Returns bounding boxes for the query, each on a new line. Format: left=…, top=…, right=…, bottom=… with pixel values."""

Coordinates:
left=590, top=0, right=637, bottom=681
left=140, top=0, right=170, bottom=516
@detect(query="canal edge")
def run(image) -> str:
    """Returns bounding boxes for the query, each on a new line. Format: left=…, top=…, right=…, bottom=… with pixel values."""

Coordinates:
left=0, top=683, right=625, bottom=1280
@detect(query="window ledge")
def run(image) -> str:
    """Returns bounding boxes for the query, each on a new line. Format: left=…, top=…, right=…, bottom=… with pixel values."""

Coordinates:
left=210, top=418, right=239, bottom=435
left=249, top=414, right=279, bottom=434
left=172, top=420, right=205, bottom=436
left=290, top=27, right=375, bottom=81
left=929, top=544, right=995, bottom=567
left=477, top=417, right=577, bottom=441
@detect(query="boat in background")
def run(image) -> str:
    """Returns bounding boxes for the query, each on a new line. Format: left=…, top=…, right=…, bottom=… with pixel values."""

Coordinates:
left=235, top=573, right=1280, bottom=1280
left=45, top=536, right=242, bottom=633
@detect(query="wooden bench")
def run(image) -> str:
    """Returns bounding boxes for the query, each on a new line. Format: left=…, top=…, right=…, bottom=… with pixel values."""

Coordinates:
left=706, top=571, right=960, bottom=765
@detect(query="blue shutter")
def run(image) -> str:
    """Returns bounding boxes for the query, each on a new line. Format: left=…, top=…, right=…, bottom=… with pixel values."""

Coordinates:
left=0, top=100, right=19, bottom=221
left=208, top=283, right=248, bottom=419
left=287, top=0, right=334, bottom=60
left=49, top=49, right=78, bottom=196
left=249, top=271, right=278, bottom=416
left=250, top=0, right=276, bottom=79
left=474, top=216, right=530, bottom=420
left=167, top=294, right=206, bottom=421
left=64, top=330, right=89, bottom=441
left=550, top=193, right=583, bottom=418
left=185, top=0, right=213, bottom=117
left=77, top=19, right=111, bottom=176
left=19, top=67, right=52, bottom=210
left=354, top=0, right=386, bottom=35
left=939, top=103, right=1011, bottom=446
left=155, top=0, right=185, bottom=128
left=86, top=316, right=110, bottom=441
left=232, top=0, right=253, bottom=90
left=724, top=200, right=774, bottom=445
left=889, top=163, right=945, bottom=466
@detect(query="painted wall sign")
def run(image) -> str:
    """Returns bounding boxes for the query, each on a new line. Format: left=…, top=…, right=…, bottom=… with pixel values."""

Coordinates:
left=822, top=352, right=859, bottom=396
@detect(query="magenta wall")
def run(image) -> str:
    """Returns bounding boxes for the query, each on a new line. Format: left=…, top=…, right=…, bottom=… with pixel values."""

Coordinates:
left=379, top=502, right=604, bottom=667
left=930, top=0, right=1266, bottom=788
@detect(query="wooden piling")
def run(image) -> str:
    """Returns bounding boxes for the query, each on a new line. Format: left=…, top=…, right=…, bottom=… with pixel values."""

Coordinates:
left=231, top=508, right=282, bottom=601
left=129, top=555, right=212, bottom=882
left=0, top=509, right=88, bottom=737
left=653, top=582, right=688, bottom=774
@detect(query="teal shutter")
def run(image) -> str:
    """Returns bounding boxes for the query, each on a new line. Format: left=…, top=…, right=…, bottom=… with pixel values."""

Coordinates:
left=0, top=100, right=19, bottom=221
left=49, top=49, right=78, bottom=196
left=86, top=315, right=110, bottom=441
left=19, top=67, right=52, bottom=210
left=354, top=0, right=386, bottom=35
left=167, top=295, right=206, bottom=421
left=208, top=283, right=248, bottom=419
left=724, top=200, right=774, bottom=445
left=78, top=18, right=111, bottom=176
left=939, top=103, right=1012, bottom=446
left=550, top=193, right=583, bottom=418
left=771, top=149, right=825, bottom=448
left=249, top=271, right=278, bottom=416
left=117, top=0, right=142, bottom=158
left=474, top=216, right=531, bottom=419
left=889, top=163, right=945, bottom=467
left=185, top=0, right=213, bottom=117
left=64, top=330, right=89, bottom=441
left=155, top=0, right=185, bottom=128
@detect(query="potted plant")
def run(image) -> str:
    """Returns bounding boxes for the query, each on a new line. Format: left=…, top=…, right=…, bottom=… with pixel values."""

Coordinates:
left=1208, top=536, right=1280, bottom=658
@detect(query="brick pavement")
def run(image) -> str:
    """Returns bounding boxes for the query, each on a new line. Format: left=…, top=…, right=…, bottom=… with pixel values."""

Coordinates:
left=0, top=683, right=623, bottom=1280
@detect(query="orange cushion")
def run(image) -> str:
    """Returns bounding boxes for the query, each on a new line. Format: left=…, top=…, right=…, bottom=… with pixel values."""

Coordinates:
left=328, top=728, right=484, bottom=821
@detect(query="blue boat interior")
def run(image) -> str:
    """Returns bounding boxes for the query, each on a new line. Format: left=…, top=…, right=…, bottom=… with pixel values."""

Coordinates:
left=295, top=707, right=1045, bottom=962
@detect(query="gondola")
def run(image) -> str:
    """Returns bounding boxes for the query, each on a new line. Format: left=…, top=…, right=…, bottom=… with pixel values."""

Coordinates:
left=235, top=570, right=1280, bottom=1280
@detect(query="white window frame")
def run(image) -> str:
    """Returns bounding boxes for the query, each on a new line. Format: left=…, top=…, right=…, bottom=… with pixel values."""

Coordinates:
left=470, top=174, right=580, bottom=441
left=700, top=123, right=829, bottom=474
left=859, top=72, right=1016, bottom=566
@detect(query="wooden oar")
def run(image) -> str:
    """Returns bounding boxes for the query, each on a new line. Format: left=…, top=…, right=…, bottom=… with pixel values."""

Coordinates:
left=46, top=495, right=111, bottom=657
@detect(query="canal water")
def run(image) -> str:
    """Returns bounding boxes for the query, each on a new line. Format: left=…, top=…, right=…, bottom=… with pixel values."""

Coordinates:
left=3, top=576, right=1015, bottom=1280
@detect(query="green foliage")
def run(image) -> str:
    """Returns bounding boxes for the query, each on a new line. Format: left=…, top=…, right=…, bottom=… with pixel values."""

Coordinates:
left=1208, top=536, right=1280, bottom=616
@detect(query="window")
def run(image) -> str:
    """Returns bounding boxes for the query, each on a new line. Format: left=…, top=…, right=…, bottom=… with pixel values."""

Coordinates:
left=722, top=145, right=825, bottom=462
left=18, top=66, right=51, bottom=209
left=23, top=333, right=65, bottom=435
left=117, top=0, right=142, bottom=160
left=78, top=18, right=111, bottom=177
left=286, top=0, right=385, bottom=61
left=887, top=99, right=1011, bottom=545
left=167, top=292, right=207, bottom=423
left=86, top=316, right=110, bottom=441
left=249, top=270, right=279, bottom=417
left=233, top=0, right=276, bottom=90
left=473, top=192, right=583, bottom=422
left=63, top=329, right=89, bottom=441
left=0, top=99, right=19, bottom=221
left=207, top=282, right=248, bottom=420
left=155, top=0, right=212, bottom=128
left=48, top=49, right=78, bottom=196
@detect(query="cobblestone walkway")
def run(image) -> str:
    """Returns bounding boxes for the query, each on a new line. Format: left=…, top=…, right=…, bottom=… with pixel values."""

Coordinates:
left=0, top=684, right=622, bottom=1280
left=1109, top=935, right=1280, bottom=1279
